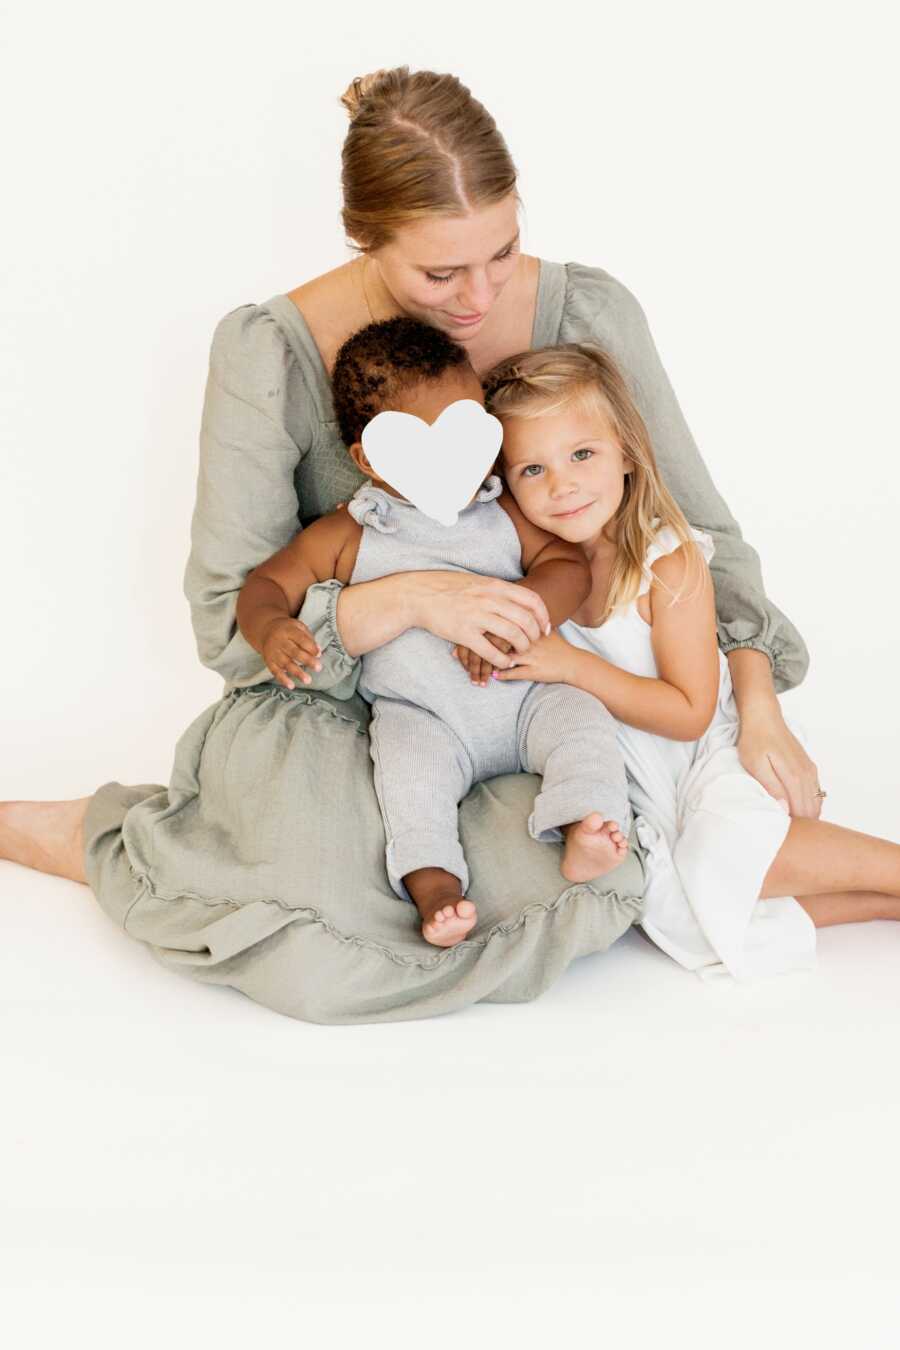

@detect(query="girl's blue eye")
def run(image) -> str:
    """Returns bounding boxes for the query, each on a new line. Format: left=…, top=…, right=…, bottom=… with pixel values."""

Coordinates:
left=426, top=243, right=517, bottom=285
left=522, top=448, right=592, bottom=478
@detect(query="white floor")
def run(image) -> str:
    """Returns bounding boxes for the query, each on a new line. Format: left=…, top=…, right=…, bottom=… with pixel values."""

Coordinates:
left=3, top=777, right=899, bottom=1348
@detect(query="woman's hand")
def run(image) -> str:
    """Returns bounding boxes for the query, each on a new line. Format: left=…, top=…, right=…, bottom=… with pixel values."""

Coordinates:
left=737, top=706, right=823, bottom=819
left=408, top=572, right=551, bottom=666
left=491, top=631, right=577, bottom=685
left=727, top=647, right=823, bottom=818
left=260, top=617, right=322, bottom=690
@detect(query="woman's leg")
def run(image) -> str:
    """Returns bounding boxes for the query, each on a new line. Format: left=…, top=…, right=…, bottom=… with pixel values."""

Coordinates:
left=760, top=818, right=900, bottom=926
left=0, top=799, right=90, bottom=884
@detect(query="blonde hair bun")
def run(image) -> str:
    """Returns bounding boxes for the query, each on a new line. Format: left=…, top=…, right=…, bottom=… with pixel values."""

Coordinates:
left=339, top=68, right=401, bottom=121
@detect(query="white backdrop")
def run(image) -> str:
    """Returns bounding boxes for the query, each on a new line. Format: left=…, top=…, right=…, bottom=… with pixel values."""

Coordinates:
left=3, top=3, right=899, bottom=1345
left=3, top=2, right=898, bottom=828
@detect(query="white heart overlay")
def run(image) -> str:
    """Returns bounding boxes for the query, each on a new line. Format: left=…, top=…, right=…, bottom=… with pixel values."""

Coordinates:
left=360, top=399, right=503, bottom=526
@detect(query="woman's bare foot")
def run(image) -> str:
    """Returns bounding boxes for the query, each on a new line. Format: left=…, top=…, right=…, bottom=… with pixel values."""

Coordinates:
left=420, top=895, right=478, bottom=948
left=0, top=798, right=91, bottom=884
left=561, top=812, right=628, bottom=883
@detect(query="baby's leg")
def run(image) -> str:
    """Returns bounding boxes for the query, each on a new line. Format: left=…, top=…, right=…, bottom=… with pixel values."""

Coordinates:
left=368, top=700, right=477, bottom=947
left=518, top=685, right=630, bottom=883
left=760, top=818, right=900, bottom=926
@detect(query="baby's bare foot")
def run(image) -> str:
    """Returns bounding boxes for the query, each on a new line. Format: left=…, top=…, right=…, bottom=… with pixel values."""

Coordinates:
left=421, top=896, right=477, bottom=948
left=561, top=813, right=628, bottom=883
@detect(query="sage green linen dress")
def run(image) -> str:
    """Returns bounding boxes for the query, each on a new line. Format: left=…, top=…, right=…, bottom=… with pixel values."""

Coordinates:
left=83, top=260, right=809, bottom=1024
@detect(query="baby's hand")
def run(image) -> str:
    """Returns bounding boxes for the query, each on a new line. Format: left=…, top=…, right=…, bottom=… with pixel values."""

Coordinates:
left=261, top=617, right=322, bottom=690
left=452, top=634, right=515, bottom=687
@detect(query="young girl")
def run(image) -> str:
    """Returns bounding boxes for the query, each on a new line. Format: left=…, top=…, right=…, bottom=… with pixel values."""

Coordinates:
left=235, top=318, right=632, bottom=949
left=461, top=344, right=900, bottom=980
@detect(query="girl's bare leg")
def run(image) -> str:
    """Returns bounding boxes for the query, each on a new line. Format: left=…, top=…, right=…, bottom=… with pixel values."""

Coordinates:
left=0, top=799, right=91, bottom=884
left=760, top=818, right=900, bottom=927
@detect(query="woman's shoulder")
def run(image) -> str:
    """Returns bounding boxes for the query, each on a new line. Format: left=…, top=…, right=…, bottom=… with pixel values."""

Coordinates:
left=285, top=261, right=369, bottom=375
left=209, top=298, right=304, bottom=385
left=557, top=261, right=649, bottom=345
left=206, top=282, right=347, bottom=420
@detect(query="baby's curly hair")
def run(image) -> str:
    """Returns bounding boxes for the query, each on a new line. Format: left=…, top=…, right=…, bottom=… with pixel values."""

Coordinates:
left=331, top=316, right=471, bottom=448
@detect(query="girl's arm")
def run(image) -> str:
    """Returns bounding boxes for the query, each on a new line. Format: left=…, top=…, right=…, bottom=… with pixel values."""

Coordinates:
left=568, top=548, right=719, bottom=740
left=496, top=546, right=720, bottom=741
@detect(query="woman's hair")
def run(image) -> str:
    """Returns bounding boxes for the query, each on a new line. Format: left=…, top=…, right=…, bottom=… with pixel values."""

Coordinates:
left=483, top=344, right=704, bottom=621
left=338, top=66, right=519, bottom=252
left=331, top=316, right=471, bottom=448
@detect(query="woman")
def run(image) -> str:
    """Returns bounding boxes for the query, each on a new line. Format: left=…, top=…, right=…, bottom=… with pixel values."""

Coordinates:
left=0, top=67, right=818, bottom=1023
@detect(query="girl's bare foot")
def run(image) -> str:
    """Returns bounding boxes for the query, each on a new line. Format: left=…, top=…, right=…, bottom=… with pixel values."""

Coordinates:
left=0, top=798, right=91, bottom=884
left=561, top=812, right=628, bottom=883
left=420, top=896, right=477, bottom=948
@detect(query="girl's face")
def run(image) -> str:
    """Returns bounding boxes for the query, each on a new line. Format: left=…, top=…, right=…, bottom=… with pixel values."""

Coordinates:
left=369, top=193, right=521, bottom=343
left=500, top=402, right=632, bottom=546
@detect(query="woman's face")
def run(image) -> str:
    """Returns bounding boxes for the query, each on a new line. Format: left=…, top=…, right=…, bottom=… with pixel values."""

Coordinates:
left=370, top=192, right=521, bottom=342
left=500, top=402, right=632, bottom=547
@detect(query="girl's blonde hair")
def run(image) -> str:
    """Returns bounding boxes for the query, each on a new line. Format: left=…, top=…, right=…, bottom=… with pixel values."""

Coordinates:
left=484, top=344, right=705, bottom=622
left=338, top=67, right=520, bottom=252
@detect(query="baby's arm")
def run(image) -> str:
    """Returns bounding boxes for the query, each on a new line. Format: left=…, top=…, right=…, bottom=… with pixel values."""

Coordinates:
left=237, top=510, right=362, bottom=689
left=500, top=489, right=592, bottom=624
left=453, top=490, right=592, bottom=683
left=562, top=547, right=720, bottom=740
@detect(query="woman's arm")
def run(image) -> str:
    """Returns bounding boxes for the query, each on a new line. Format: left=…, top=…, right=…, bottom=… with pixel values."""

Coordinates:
left=333, top=570, right=553, bottom=662
left=567, top=265, right=820, bottom=812
left=184, top=305, right=317, bottom=687
left=728, top=648, right=822, bottom=818
left=569, top=265, right=810, bottom=692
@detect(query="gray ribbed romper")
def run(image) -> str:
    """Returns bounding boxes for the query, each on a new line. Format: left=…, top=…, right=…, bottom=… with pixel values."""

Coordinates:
left=347, top=476, right=630, bottom=901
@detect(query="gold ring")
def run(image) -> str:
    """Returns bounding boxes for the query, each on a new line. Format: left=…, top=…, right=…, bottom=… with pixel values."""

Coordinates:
left=815, top=788, right=827, bottom=799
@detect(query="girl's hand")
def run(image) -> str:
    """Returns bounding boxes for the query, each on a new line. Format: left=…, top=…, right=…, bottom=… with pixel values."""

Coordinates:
left=491, top=631, right=577, bottom=686
left=452, top=634, right=514, bottom=686
left=737, top=706, right=823, bottom=819
left=260, top=617, right=322, bottom=690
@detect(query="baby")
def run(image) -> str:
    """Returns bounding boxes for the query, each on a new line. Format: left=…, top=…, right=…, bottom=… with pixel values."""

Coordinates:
left=237, top=317, right=629, bottom=947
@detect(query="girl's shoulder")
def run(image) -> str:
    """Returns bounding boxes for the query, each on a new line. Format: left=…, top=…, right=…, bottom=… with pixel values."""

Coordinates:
left=640, top=523, right=715, bottom=595
left=635, top=524, right=714, bottom=625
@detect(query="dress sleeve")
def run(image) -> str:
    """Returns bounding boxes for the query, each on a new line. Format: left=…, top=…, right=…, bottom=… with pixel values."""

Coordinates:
left=560, top=263, right=810, bottom=693
left=184, top=304, right=316, bottom=687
